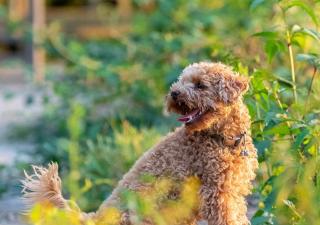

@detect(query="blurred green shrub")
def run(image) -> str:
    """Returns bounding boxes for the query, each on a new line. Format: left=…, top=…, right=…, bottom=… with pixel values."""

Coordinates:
left=75, top=121, right=162, bottom=209
left=245, top=1, right=320, bottom=224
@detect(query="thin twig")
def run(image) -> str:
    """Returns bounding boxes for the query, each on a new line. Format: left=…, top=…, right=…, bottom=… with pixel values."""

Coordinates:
left=304, top=66, right=318, bottom=111
left=274, top=91, right=284, bottom=110
left=286, top=30, right=297, bottom=103
left=255, top=96, right=264, bottom=138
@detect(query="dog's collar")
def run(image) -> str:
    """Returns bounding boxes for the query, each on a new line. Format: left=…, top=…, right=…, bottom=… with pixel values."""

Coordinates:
left=210, top=132, right=249, bottom=156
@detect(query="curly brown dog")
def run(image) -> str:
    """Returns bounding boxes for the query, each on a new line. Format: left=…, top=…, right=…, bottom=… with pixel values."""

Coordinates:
left=22, top=62, right=258, bottom=225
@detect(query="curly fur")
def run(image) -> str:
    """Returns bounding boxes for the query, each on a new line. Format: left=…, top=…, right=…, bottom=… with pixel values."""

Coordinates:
left=22, top=62, right=258, bottom=225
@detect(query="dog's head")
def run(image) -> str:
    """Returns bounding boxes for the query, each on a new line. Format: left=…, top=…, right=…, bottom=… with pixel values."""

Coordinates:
left=166, top=62, right=249, bottom=132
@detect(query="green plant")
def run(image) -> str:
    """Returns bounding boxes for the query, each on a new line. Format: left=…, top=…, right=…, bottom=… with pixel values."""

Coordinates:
left=77, top=121, right=163, bottom=210
left=247, top=0, right=320, bottom=224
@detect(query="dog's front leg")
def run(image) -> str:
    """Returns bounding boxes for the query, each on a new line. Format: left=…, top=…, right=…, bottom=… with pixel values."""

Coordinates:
left=199, top=184, right=225, bottom=225
left=199, top=184, right=249, bottom=225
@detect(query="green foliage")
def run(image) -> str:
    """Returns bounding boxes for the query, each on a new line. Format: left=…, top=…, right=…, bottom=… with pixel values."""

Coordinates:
left=247, top=1, right=320, bottom=224
left=77, top=121, right=162, bottom=209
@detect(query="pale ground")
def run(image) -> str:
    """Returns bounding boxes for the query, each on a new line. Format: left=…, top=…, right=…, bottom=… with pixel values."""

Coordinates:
left=0, top=77, right=44, bottom=225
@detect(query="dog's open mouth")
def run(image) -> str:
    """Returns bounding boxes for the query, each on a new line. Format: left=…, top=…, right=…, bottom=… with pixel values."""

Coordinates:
left=167, top=99, right=207, bottom=124
left=177, top=109, right=203, bottom=124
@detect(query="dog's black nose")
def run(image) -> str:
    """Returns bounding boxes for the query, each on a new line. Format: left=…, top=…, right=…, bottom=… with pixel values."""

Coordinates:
left=171, top=91, right=180, bottom=100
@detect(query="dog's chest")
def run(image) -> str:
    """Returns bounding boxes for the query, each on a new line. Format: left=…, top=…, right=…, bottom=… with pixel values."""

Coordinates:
left=188, top=134, right=238, bottom=180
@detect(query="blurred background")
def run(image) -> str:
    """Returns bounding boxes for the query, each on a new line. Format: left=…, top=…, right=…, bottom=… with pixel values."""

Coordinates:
left=0, top=0, right=319, bottom=225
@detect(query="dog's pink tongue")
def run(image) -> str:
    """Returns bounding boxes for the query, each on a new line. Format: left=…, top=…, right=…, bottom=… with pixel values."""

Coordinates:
left=178, top=109, right=199, bottom=122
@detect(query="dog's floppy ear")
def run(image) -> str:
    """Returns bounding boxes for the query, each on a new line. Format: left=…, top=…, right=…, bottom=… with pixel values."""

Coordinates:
left=216, top=75, right=249, bottom=103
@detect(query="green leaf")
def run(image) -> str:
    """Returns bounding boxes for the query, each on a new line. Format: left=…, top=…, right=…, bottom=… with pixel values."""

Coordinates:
left=264, top=112, right=278, bottom=126
left=265, top=41, right=278, bottom=63
left=264, top=40, right=286, bottom=63
left=255, top=139, right=272, bottom=162
left=250, top=0, right=266, bottom=10
left=292, top=129, right=309, bottom=150
left=252, top=31, right=279, bottom=39
left=296, top=53, right=319, bottom=66
left=265, top=123, right=290, bottom=136
left=301, top=28, right=320, bottom=41
left=252, top=209, right=264, bottom=218
left=283, top=199, right=302, bottom=219
left=293, top=27, right=320, bottom=41
left=251, top=215, right=270, bottom=225
left=308, top=145, right=317, bottom=156
left=275, top=75, right=294, bottom=87
left=296, top=53, right=318, bottom=61
left=285, top=1, right=319, bottom=26
left=264, top=189, right=277, bottom=210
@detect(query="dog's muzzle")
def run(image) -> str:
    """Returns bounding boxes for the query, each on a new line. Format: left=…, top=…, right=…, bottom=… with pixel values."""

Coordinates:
left=170, top=91, right=180, bottom=101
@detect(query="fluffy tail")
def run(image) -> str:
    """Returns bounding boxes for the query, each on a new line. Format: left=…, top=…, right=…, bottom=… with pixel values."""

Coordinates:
left=21, top=163, right=116, bottom=223
left=21, top=162, right=70, bottom=210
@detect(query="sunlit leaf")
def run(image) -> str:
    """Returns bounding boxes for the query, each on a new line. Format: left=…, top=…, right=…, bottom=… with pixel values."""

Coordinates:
left=308, top=145, right=317, bottom=156
left=292, top=27, right=320, bottom=41
left=265, top=123, right=290, bottom=136
left=283, top=199, right=302, bottom=219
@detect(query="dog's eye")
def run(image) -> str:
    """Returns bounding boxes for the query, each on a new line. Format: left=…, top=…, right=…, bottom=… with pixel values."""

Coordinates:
left=195, top=82, right=206, bottom=89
